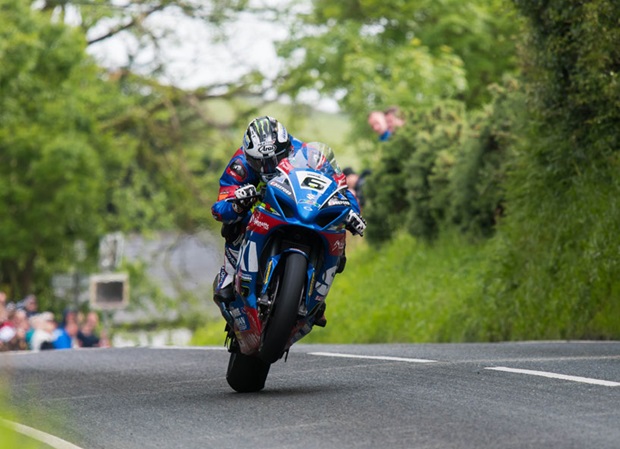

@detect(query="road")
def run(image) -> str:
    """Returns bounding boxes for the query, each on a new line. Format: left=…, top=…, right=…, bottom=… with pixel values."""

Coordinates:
left=1, top=341, right=619, bottom=449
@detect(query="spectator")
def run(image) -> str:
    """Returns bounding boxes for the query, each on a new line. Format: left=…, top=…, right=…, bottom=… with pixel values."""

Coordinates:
left=18, top=294, right=39, bottom=318
left=0, top=305, right=29, bottom=351
left=12, top=309, right=30, bottom=351
left=78, top=311, right=102, bottom=348
left=384, top=105, right=405, bottom=134
left=53, top=320, right=79, bottom=350
left=343, top=167, right=371, bottom=210
left=29, top=312, right=56, bottom=351
left=53, top=308, right=80, bottom=349
left=367, top=110, right=391, bottom=141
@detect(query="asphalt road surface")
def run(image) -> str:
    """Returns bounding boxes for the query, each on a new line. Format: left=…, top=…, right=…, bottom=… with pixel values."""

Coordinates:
left=1, top=341, right=619, bottom=449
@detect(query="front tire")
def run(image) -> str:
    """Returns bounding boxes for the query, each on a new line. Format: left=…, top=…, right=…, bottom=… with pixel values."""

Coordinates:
left=259, top=252, right=307, bottom=364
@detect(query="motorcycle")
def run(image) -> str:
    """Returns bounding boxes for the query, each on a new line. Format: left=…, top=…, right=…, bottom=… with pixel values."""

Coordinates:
left=223, top=142, right=363, bottom=392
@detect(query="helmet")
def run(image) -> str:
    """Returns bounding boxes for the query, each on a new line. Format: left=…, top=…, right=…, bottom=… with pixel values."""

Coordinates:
left=242, top=116, right=291, bottom=176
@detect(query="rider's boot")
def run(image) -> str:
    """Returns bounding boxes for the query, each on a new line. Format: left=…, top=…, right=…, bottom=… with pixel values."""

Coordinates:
left=336, top=254, right=347, bottom=274
left=213, top=235, right=242, bottom=326
left=314, top=303, right=327, bottom=328
left=213, top=271, right=235, bottom=327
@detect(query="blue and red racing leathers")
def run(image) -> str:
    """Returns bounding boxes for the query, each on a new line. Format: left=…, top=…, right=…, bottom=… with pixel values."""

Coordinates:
left=211, top=138, right=360, bottom=299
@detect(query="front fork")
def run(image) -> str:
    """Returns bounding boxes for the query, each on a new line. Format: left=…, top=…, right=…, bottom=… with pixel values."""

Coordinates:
left=258, top=249, right=315, bottom=322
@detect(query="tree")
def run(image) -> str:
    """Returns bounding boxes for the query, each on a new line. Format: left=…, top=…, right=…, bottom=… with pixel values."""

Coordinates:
left=0, top=0, right=290, bottom=304
left=468, top=0, right=620, bottom=340
left=276, top=0, right=520, bottom=133
left=0, top=0, right=108, bottom=297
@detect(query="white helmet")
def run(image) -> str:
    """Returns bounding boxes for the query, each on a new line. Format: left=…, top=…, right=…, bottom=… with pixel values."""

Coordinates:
left=242, top=116, right=291, bottom=175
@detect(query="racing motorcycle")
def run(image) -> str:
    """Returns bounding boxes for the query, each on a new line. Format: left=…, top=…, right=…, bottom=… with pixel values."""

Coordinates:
left=222, top=142, right=365, bottom=392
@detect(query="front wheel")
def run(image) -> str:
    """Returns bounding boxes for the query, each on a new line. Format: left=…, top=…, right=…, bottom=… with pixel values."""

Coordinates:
left=259, top=252, right=307, bottom=364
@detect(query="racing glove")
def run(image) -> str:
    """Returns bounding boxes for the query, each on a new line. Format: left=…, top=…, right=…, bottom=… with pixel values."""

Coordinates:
left=345, top=210, right=367, bottom=236
left=232, top=184, right=258, bottom=214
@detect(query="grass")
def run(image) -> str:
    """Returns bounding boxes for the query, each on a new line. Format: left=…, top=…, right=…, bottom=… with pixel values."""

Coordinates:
left=0, top=384, right=55, bottom=449
left=304, top=233, right=489, bottom=343
left=191, top=232, right=489, bottom=346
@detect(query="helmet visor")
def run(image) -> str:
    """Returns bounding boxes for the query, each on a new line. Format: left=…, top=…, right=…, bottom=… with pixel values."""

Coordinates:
left=261, top=152, right=287, bottom=174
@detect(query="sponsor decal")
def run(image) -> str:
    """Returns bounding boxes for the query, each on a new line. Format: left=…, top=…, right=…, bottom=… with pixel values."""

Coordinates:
left=245, top=306, right=261, bottom=333
left=228, top=161, right=248, bottom=182
left=278, top=159, right=294, bottom=174
left=259, top=144, right=277, bottom=155
left=248, top=214, right=270, bottom=232
left=309, top=270, right=316, bottom=296
left=218, top=185, right=237, bottom=201
left=315, top=266, right=337, bottom=296
left=235, top=316, right=248, bottom=331
left=331, top=239, right=345, bottom=252
left=277, top=122, right=288, bottom=143
left=328, top=197, right=350, bottom=207
left=271, top=181, right=293, bottom=196
left=324, top=233, right=346, bottom=255
left=234, top=306, right=262, bottom=354
left=263, top=260, right=273, bottom=285
left=246, top=210, right=283, bottom=235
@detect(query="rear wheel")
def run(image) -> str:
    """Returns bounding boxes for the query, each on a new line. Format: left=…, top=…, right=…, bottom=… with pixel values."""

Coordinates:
left=226, top=339, right=271, bottom=393
left=259, top=252, right=307, bottom=364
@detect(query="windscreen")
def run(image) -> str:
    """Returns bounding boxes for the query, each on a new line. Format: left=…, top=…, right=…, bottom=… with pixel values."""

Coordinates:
left=287, top=142, right=343, bottom=178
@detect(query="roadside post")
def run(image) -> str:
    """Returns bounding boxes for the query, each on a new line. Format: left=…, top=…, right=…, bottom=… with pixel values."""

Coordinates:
left=91, top=233, right=129, bottom=344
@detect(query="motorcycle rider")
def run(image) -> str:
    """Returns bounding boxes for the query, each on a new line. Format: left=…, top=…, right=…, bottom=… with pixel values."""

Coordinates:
left=211, top=116, right=366, bottom=324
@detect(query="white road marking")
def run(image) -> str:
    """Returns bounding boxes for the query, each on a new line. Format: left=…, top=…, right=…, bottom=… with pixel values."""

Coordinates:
left=309, top=352, right=437, bottom=363
left=485, top=366, right=620, bottom=387
left=0, top=418, right=85, bottom=449
left=148, top=345, right=227, bottom=350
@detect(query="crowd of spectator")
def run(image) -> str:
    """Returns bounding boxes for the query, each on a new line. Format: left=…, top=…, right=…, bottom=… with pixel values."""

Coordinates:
left=0, top=291, right=108, bottom=352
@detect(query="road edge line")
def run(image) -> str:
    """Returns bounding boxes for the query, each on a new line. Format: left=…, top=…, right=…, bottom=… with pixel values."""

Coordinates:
left=0, top=418, right=85, bottom=449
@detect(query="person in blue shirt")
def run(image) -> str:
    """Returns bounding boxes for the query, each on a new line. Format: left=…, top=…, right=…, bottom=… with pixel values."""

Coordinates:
left=210, top=116, right=365, bottom=323
left=53, top=309, right=79, bottom=349
left=367, top=110, right=391, bottom=141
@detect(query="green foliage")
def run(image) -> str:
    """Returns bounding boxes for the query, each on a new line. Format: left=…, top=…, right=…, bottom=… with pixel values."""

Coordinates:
left=465, top=0, right=620, bottom=340
left=363, top=102, right=463, bottom=243
left=364, top=77, right=523, bottom=245
left=449, top=78, right=525, bottom=236
left=277, top=0, right=520, bottom=140
left=466, top=170, right=620, bottom=340
left=304, top=233, right=490, bottom=343
left=0, top=0, right=107, bottom=299
left=0, top=2, right=248, bottom=303
left=513, top=0, right=620, bottom=176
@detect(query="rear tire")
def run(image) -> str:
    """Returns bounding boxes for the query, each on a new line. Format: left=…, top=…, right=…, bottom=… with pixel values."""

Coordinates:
left=259, top=252, right=307, bottom=364
left=226, top=346, right=270, bottom=393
